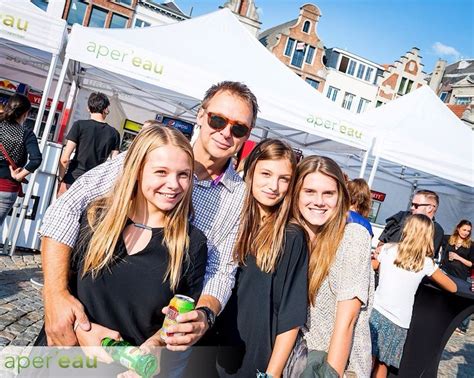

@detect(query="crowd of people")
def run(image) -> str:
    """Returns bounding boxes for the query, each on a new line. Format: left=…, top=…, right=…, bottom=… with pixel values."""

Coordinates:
left=0, top=81, right=472, bottom=377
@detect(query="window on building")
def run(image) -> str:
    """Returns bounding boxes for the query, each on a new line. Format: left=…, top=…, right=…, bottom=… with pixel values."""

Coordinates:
left=365, top=67, right=374, bottom=82
left=405, top=79, right=414, bottom=94
left=302, top=21, right=310, bottom=33
left=291, top=42, right=306, bottom=68
left=66, top=0, right=88, bottom=26
left=284, top=38, right=295, bottom=57
left=305, top=78, right=320, bottom=90
left=342, top=92, right=355, bottom=110
left=135, top=19, right=151, bottom=28
left=398, top=77, right=407, bottom=95
left=31, top=0, right=48, bottom=11
left=305, top=46, right=315, bottom=64
left=455, top=96, right=472, bottom=105
left=114, top=0, right=133, bottom=5
left=347, top=60, right=356, bottom=76
left=327, top=86, right=340, bottom=102
left=357, top=98, right=371, bottom=113
left=439, top=92, right=448, bottom=102
left=357, top=64, right=366, bottom=79
left=326, top=50, right=339, bottom=69
left=110, top=13, right=128, bottom=28
left=339, top=56, right=349, bottom=73
left=88, top=6, right=108, bottom=28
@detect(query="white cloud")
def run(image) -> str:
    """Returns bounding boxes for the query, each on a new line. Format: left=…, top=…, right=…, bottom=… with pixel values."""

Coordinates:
left=432, top=42, right=461, bottom=59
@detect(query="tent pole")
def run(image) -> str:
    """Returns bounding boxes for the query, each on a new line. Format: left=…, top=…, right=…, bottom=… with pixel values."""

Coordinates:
left=359, top=137, right=375, bottom=179
left=359, top=149, right=369, bottom=178
left=7, top=57, right=70, bottom=256
left=367, top=155, right=380, bottom=188
left=33, top=53, right=59, bottom=136
left=53, top=78, right=77, bottom=142
left=39, top=57, right=70, bottom=151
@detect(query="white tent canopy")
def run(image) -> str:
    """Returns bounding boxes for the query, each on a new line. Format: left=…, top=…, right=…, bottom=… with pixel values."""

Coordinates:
left=57, top=8, right=374, bottom=155
left=0, top=0, right=66, bottom=55
left=361, top=85, right=474, bottom=187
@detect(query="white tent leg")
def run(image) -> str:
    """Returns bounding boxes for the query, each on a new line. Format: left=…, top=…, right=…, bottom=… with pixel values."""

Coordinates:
left=33, top=53, right=59, bottom=136
left=53, top=78, right=77, bottom=141
left=8, top=58, right=69, bottom=256
left=359, top=149, right=370, bottom=178
left=367, top=155, right=380, bottom=188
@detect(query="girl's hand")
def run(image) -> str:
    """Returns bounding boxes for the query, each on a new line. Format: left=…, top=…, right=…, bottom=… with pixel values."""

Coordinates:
left=76, top=322, right=122, bottom=363
left=9, top=166, right=22, bottom=181
left=448, top=252, right=459, bottom=261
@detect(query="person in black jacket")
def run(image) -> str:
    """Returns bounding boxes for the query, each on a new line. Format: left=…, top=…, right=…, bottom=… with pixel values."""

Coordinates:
left=440, top=219, right=473, bottom=334
left=378, top=190, right=444, bottom=258
left=0, top=94, right=42, bottom=227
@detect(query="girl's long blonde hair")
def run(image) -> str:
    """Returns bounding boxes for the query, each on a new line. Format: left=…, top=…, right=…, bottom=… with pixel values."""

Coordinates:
left=233, top=139, right=297, bottom=273
left=291, top=156, right=349, bottom=305
left=395, top=214, right=434, bottom=272
left=448, top=219, right=472, bottom=249
left=81, top=126, right=194, bottom=291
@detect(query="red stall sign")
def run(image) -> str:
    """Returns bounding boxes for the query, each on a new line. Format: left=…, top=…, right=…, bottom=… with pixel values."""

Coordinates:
left=371, top=190, right=386, bottom=202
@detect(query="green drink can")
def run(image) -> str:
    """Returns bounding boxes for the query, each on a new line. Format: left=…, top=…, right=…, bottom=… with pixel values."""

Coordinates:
left=159, top=294, right=195, bottom=340
left=101, top=337, right=158, bottom=378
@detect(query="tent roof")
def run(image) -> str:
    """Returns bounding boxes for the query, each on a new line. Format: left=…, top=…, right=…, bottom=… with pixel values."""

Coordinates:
left=65, top=9, right=374, bottom=153
left=0, top=0, right=66, bottom=55
left=360, top=85, right=474, bottom=187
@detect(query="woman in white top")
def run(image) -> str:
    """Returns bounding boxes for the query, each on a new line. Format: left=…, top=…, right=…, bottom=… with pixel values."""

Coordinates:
left=371, top=214, right=456, bottom=377
left=293, top=156, right=374, bottom=377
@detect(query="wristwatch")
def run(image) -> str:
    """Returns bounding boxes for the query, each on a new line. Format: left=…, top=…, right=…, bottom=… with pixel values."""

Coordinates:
left=196, top=306, right=216, bottom=329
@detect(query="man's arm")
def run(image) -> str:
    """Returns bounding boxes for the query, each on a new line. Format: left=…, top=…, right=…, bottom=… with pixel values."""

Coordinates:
left=163, top=223, right=239, bottom=351
left=42, top=238, right=90, bottom=346
left=58, top=140, right=77, bottom=180
left=40, top=153, right=126, bottom=345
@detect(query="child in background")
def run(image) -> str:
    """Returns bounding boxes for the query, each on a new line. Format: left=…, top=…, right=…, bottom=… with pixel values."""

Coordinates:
left=370, top=214, right=457, bottom=377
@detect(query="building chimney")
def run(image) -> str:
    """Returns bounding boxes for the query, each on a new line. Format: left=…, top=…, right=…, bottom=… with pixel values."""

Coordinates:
left=429, top=59, right=447, bottom=93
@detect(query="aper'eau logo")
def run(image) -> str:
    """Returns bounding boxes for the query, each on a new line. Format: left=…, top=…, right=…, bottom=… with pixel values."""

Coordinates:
left=306, top=114, right=363, bottom=140
left=86, top=41, right=164, bottom=77
left=0, top=13, right=29, bottom=34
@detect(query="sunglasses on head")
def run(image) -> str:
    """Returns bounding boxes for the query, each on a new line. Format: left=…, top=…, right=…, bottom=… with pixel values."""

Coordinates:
left=411, top=202, right=432, bottom=209
left=204, top=109, right=250, bottom=138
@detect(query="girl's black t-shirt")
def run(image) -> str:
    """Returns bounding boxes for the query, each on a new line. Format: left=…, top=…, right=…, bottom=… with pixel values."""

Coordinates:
left=70, top=219, right=208, bottom=346
left=215, top=224, right=308, bottom=377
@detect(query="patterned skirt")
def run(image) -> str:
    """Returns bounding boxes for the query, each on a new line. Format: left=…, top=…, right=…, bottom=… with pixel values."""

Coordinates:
left=369, top=308, right=408, bottom=368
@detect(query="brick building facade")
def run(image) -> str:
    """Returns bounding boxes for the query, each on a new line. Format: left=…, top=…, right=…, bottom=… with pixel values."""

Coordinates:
left=62, top=0, right=137, bottom=28
left=375, top=47, right=428, bottom=106
left=259, top=4, right=327, bottom=92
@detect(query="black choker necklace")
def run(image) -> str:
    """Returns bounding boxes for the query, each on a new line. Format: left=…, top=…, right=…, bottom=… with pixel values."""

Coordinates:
left=132, top=223, right=153, bottom=231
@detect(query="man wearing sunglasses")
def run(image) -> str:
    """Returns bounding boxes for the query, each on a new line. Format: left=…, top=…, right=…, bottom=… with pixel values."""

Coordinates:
left=378, top=189, right=445, bottom=257
left=38, top=82, right=257, bottom=355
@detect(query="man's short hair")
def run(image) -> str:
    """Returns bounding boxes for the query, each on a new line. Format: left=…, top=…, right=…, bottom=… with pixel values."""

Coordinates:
left=88, top=92, right=110, bottom=114
left=415, top=189, right=439, bottom=206
left=201, top=81, right=259, bottom=128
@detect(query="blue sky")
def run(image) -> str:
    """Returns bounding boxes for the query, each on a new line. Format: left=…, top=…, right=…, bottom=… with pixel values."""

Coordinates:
left=174, top=0, right=473, bottom=73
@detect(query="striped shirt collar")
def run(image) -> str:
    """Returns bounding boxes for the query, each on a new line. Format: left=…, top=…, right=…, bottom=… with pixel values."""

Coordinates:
left=195, top=159, right=241, bottom=192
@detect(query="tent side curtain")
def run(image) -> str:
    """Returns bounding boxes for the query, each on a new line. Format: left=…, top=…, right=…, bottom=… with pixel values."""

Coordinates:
left=64, top=9, right=374, bottom=153
left=0, top=0, right=66, bottom=55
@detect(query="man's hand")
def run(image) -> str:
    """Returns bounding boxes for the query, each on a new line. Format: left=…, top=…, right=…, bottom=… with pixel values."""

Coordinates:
left=161, top=308, right=208, bottom=351
left=76, top=322, right=121, bottom=364
left=44, top=289, right=90, bottom=346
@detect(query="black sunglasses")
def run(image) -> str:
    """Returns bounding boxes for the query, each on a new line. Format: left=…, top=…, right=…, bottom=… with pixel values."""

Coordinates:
left=411, top=202, right=432, bottom=209
left=204, top=110, right=250, bottom=138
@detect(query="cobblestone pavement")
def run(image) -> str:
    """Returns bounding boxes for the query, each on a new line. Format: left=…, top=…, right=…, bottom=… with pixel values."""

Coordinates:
left=0, top=252, right=473, bottom=376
